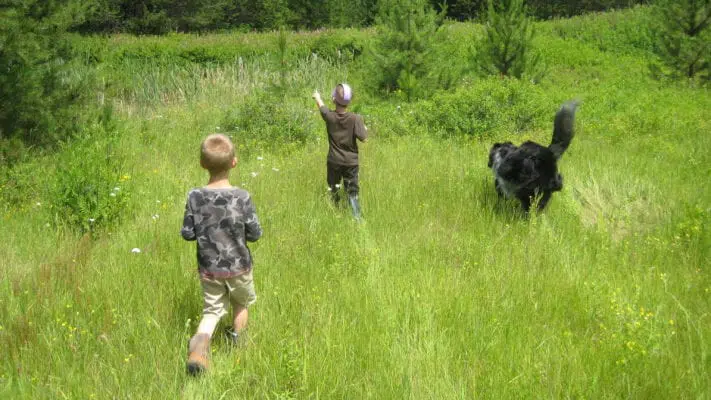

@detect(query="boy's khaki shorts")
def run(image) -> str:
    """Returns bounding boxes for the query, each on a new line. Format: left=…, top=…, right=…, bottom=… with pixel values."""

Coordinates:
left=200, top=271, right=256, bottom=318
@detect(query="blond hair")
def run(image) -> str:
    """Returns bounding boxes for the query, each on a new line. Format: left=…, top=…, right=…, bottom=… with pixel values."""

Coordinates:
left=200, top=134, right=235, bottom=174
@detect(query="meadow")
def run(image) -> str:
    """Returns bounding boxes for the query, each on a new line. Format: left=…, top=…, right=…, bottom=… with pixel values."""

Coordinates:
left=1, top=6, right=710, bottom=399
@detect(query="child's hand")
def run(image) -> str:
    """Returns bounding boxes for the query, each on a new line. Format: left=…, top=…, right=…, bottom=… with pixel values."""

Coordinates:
left=312, top=90, right=325, bottom=108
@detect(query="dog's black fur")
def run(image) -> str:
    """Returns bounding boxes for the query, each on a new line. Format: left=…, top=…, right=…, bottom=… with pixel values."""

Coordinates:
left=487, top=101, right=578, bottom=212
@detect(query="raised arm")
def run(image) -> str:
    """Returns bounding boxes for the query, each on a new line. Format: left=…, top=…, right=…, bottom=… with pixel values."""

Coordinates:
left=312, top=90, right=325, bottom=108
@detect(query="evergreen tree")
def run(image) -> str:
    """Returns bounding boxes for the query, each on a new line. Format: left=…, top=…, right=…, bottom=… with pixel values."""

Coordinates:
left=369, top=0, right=446, bottom=101
left=0, top=0, right=91, bottom=163
left=75, top=0, right=123, bottom=33
left=478, top=0, right=541, bottom=79
left=327, top=0, right=378, bottom=28
left=653, top=0, right=710, bottom=83
left=439, top=0, right=485, bottom=21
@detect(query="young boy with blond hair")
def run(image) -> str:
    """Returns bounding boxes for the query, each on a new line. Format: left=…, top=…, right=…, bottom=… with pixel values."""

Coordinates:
left=180, top=133, right=262, bottom=375
left=312, top=83, right=368, bottom=219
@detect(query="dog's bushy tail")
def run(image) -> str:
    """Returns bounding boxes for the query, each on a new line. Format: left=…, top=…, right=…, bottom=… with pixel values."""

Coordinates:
left=549, top=100, right=579, bottom=160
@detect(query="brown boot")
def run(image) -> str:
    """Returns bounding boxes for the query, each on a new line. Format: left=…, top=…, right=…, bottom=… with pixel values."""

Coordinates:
left=186, top=333, right=211, bottom=376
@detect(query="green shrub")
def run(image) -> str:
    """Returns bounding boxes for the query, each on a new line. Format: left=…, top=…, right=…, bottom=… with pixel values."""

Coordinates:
left=220, top=91, right=315, bottom=153
left=411, top=77, right=550, bottom=138
left=310, top=29, right=370, bottom=61
left=50, top=106, right=130, bottom=234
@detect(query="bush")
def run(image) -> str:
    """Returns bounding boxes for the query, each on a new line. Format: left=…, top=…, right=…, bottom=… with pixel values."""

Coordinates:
left=309, top=29, right=370, bottom=62
left=411, top=77, right=550, bottom=138
left=50, top=106, right=130, bottom=234
left=220, top=91, right=315, bottom=154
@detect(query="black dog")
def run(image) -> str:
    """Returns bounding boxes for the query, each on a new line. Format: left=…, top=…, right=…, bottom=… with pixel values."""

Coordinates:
left=487, top=101, right=578, bottom=212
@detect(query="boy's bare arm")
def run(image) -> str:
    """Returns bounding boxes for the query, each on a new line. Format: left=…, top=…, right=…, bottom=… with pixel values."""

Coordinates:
left=312, top=90, right=325, bottom=108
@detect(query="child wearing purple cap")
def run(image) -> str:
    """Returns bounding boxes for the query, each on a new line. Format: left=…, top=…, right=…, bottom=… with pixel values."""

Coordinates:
left=312, top=83, right=368, bottom=220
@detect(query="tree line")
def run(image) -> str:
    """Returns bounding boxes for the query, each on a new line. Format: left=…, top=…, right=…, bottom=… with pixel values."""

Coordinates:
left=73, top=0, right=649, bottom=34
left=1, top=0, right=708, bottom=166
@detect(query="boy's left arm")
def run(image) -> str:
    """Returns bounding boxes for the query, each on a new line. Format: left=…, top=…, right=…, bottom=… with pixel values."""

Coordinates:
left=355, top=115, right=368, bottom=143
left=244, top=196, right=263, bottom=242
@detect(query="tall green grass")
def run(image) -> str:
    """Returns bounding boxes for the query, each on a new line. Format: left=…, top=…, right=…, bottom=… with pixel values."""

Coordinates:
left=2, top=6, right=710, bottom=399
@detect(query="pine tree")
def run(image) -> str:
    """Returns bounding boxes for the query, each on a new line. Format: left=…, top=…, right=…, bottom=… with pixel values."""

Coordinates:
left=478, top=0, right=541, bottom=79
left=653, top=0, right=710, bottom=83
left=0, top=0, right=91, bottom=163
left=369, top=0, right=446, bottom=101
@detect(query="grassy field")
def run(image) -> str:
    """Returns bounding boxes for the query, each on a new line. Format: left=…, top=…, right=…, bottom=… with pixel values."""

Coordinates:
left=1, top=6, right=710, bottom=399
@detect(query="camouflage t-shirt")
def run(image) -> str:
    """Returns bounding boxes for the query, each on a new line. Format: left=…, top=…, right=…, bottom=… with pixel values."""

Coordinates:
left=181, top=187, right=262, bottom=278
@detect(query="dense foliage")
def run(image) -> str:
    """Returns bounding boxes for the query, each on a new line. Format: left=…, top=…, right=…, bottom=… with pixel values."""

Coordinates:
left=652, top=0, right=710, bottom=82
left=69, top=0, right=650, bottom=34
left=0, top=0, right=94, bottom=163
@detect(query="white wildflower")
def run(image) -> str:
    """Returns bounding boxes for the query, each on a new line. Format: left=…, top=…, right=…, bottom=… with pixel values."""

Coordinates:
left=88, top=218, right=96, bottom=223
left=250, top=172, right=258, bottom=177
left=35, top=202, right=41, bottom=206
left=257, top=156, right=264, bottom=161
left=152, top=214, right=159, bottom=220
left=131, top=248, right=141, bottom=254
left=109, top=193, right=117, bottom=197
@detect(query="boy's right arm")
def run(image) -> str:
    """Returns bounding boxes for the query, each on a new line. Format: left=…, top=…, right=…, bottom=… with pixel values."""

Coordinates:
left=312, top=90, right=325, bottom=108
left=180, top=198, right=197, bottom=241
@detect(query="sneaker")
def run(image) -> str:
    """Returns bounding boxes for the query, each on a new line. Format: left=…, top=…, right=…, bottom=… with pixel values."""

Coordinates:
left=224, top=328, right=239, bottom=346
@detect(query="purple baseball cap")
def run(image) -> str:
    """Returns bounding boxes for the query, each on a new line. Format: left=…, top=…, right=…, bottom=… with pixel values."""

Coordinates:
left=332, top=83, right=352, bottom=106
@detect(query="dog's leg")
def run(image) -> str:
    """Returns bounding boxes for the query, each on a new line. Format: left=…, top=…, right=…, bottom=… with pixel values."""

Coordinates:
left=519, top=195, right=532, bottom=213
left=537, top=191, right=553, bottom=211
left=494, top=179, right=504, bottom=197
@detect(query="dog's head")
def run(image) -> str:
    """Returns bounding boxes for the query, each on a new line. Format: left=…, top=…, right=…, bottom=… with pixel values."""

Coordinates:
left=488, top=142, right=516, bottom=168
